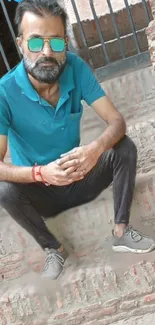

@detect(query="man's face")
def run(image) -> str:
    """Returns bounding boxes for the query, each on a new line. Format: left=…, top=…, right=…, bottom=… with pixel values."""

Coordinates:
left=17, top=12, right=67, bottom=84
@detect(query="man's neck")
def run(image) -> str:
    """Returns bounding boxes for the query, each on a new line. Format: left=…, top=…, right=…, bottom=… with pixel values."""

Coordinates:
left=28, top=73, right=57, bottom=95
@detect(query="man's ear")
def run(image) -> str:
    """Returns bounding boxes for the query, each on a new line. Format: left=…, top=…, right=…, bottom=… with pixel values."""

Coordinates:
left=65, top=36, right=69, bottom=51
left=19, top=46, right=23, bottom=54
left=65, top=35, right=69, bottom=45
left=16, top=37, right=23, bottom=55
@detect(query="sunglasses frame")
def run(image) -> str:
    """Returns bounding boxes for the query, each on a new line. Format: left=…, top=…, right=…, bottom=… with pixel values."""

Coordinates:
left=26, top=37, right=67, bottom=53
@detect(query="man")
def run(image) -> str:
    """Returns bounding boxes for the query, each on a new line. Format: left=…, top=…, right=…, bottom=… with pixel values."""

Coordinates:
left=0, top=0, right=154, bottom=280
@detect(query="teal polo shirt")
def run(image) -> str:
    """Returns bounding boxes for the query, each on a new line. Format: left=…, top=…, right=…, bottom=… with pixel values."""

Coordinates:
left=0, top=52, right=105, bottom=166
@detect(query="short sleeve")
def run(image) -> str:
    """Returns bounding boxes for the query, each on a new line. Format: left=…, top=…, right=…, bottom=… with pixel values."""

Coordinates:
left=80, top=59, right=106, bottom=105
left=0, top=88, right=11, bottom=135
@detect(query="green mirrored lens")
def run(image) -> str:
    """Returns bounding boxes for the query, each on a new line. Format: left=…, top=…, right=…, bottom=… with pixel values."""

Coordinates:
left=28, top=38, right=44, bottom=52
left=50, top=38, right=65, bottom=52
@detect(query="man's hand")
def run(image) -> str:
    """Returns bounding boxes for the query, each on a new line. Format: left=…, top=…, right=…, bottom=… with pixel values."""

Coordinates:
left=40, top=160, right=85, bottom=186
left=57, top=142, right=101, bottom=176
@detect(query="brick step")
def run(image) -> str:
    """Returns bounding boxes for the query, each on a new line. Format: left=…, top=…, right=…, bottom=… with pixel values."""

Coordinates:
left=1, top=171, right=155, bottom=323
left=0, top=258, right=155, bottom=324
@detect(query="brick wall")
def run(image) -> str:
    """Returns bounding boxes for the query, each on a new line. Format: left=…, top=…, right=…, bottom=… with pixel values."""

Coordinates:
left=64, top=0, right=152, bottom=68
left=146, top=1, right=155, bottom=70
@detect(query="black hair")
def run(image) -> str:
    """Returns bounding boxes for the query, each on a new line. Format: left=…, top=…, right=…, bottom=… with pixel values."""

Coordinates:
left=14, top=0, right=67, bottom=36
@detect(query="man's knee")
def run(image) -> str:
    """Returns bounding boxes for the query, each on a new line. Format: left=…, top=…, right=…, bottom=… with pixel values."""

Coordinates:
left=0, top=182, right=20, bottom=207
left=114, top=135, right=137, bottom=163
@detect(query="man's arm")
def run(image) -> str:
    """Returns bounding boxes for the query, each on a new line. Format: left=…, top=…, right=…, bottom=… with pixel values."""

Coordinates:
left=0, top=135, right=34, bottom=183
left=91, top=96, right=126, bottom=156
left=0, top=135, right=84, bottom=185
left=78, top=57, right=126, bottom=153
left=58, top=96, right=126, bottom=174
left=57, top=59, right=126, bottom=175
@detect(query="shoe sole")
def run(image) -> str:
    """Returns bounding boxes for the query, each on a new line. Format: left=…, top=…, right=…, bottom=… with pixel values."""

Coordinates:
left=112, top=243, right=155, bottom=254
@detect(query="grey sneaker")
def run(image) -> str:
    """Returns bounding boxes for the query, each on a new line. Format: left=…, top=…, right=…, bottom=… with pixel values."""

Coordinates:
left=112, top=226, right=155, bottom=253
left=42, top=248, right=67, bottom=279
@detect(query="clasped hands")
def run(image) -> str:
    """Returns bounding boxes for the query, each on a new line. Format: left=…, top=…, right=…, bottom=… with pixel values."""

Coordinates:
left=41, top=143, right=101, bottom=186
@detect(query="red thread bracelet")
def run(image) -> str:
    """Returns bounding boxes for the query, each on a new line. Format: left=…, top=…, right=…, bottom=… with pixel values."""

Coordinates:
left=32, top=165, right=37, bottom=182
left=36, top=166, right=50, bottom=186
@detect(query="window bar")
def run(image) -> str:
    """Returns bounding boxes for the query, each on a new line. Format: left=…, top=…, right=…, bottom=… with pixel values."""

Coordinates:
left=89, top=0, right=110, bottom=63
left=0, top=41, right=10, bottom=71
left=106, top=0, right=126, bottom=59
left=70, top=0, right=93, bottom=66
left=124, top=0, right=141, bottom=54
left=0, top=0, right=21, bottom=58
left=141, top=0, right=151, bottom=24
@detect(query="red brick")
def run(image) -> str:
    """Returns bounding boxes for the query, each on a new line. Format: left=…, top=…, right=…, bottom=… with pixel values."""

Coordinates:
left=32, top=320, right=46, bottom=325
left=89, top=306, right=117, bottom=320
left=32, top=294, right=43, bottom=309
left=73, top=280, right=81, bottom=300
left=0, top=307, right=7, bottom=325
left=0, top=253, right=24, bottom=264
left=0, top=262, right=23, bottom=274
left=56, top=292, right=63, bottom=309
left=144, top=293, right=155, bottom=303
left=60, top=316, right=84, bottom=325
left=30, top=263, right=43, bottom=272
left=148, top=183, right=155, bottom=202
left=104, top=298, right=120, bottom=307
left=4, top=266, right=28, bottom=280
left=96, top=288, right=102, bottom=298
left=1, top=303, right=16, bottom=324
left=120, top=300, right=138, bottom=310
left=130, top=265, right=137, bottom=276
left=151, top=262, right=155, bottom=273
left=26, top=248, right=44, bottom=265
left=124, top=287, right=153, bottom=300
left=17, top=231, right=27, bottom=248
left=75, top=250, right=88, bottom=257
left=54, top=312, right=69, bottom=320
left=143, top=193, right=151, bottom=212
left=71, top=304, right=101, bottom=317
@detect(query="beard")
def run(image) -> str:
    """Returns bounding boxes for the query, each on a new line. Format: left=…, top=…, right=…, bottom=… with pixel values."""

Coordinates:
left=23, top=53, right=67, bottom=84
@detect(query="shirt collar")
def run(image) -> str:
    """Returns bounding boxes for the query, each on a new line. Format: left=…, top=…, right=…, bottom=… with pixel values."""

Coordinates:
left=15, top=54, right=75, bottom=102
left=15, top=60, right=39, bottom=101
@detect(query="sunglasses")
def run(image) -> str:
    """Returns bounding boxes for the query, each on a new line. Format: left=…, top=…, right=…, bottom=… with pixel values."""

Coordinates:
left=27, top=37, right=66, bottom=53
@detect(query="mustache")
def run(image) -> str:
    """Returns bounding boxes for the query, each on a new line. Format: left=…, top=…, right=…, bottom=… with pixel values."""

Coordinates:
left=35, top=57, right=58, bottom=66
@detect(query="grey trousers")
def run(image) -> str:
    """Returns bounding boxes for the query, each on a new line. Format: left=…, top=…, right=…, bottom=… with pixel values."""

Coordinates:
left=0, top=136, right=137, bottom=250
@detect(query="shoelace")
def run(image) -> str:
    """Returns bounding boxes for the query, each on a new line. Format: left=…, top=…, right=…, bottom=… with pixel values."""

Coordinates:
left=126, top=226, right=142, bottom=242
left=43, top=252, right=65, bottom=272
